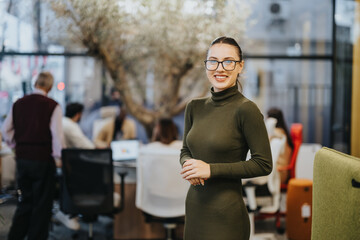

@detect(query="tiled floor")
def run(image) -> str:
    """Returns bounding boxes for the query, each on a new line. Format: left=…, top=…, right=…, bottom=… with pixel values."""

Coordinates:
left=0, top=199, right=288, bottom=240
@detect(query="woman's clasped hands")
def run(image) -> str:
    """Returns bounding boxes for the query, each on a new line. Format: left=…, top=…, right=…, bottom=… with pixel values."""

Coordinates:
left=181, top=159, right=210, bottom=186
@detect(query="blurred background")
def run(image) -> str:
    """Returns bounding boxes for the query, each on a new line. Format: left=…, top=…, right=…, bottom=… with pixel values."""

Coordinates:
left=1, top=0, right=358, bottom=153
left=1, top=0, right=360, bottom=239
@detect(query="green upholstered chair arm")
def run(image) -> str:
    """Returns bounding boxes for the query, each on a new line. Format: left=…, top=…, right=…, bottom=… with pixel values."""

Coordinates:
left=312, top=147, right=360, bottom=240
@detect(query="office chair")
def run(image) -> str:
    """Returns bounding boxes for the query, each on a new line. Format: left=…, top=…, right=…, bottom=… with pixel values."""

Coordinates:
left=295, top=143, right=322, bottom=180
left=60, top=149, right=126, bottom=240
left=243, top=136, right=286, bottom=238
left=273, top=123, right=303, bottom=232
left=278, top=123, right=303, bottom=191
left=312, top=148, right=360, bottom=240
left=136, top=143, right=190, bottom=240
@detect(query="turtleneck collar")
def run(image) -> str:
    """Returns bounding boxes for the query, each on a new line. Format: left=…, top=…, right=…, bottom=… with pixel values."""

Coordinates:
left=210, top=84, right=239, bottom=104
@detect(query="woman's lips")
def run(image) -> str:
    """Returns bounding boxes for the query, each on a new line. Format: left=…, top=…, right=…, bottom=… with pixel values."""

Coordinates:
left=214, top=75, right=228, bottom=82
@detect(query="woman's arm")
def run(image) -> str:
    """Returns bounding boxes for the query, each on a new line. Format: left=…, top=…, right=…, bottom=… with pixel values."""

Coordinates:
left=180, top=101, right=205, bottom=185
left=122, top=118, right=137, bottom=139
left=94, top=121, right=112, bottom=148
left=180, top=101, right=193, bottom=166
left=182, top=101, right=272, bottom=181
left=210, top=101, right=272, bottom=179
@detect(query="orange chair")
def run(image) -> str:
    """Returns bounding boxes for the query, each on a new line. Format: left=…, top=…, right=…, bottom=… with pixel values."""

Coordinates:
left=286, top=179, right=312, bottom=240
left=278, top=123, right=303, bottom=191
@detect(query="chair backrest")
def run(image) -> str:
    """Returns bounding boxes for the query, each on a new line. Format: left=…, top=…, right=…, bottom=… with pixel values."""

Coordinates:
left=312, top=147, right=360, bottom=240
left=267, top=136, right=286, bottom=195
left=265, top=117, right=277, bottom=138
left=60, top=149, right=114, bottom=216
left=136, top=142, right=190, bottom=218
left=256, top=136, right=286, bottom=214
left=288, top=123, right=303, bottom=179
left=295, top=143, right=322, bottom=180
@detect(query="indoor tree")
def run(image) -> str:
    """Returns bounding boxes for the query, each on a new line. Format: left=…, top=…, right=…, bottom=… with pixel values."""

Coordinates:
left=49, top=0, right=250, bottom=136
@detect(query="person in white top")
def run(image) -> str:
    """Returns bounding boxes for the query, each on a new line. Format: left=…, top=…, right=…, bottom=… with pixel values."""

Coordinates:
left=54, top=103, right=95, bottom=230
left=150, top=118, right=182, bottom=147
left=136, top=118, right=187, bottom=218
left=62, top=103, right=94, bottom=149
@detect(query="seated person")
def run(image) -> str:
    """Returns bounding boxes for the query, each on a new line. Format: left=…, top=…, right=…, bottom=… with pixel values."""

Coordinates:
left=55, top=103, right=95, bottom=230
left=149, top=118, right=182, bottom=148
left=94, top=105, right=136, bottom=148
left=137, top=118, right=182, bottom=162
left=63, top=103, right=95, bottom=149
left=136, top=118, right=186, bottom=217
left=267, top=107, right=294, bottom=184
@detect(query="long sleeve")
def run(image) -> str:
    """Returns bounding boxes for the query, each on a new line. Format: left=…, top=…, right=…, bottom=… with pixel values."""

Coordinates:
left=94, top=120, right=114, bottom=148
left=210, top=101, right=272, bottom=179
left=63, top=118, right=95, bottom=149
left=182, top=85, right=269, bottom=239
left=68, top=126, right=95, bottom=149
left=50, top=105, right=64, bottom=159
left=94, top=120, right=113, bottom=148
left=122, top=118, right=137, bottom=140
left=180, top=101, right=193, bottom=166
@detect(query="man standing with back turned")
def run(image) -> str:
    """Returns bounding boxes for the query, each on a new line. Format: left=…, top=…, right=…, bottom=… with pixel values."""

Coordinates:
left=1, top=72, right=63, bottom=240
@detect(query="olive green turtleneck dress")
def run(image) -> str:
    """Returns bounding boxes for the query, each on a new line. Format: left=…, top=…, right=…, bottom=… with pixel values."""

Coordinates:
left=180, top=85, right=272, bottom=240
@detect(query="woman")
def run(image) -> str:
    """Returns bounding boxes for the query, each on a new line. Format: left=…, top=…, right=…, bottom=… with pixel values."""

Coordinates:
left=180, top=36, right=272, bottom=240
left=94, top=105, right=137, bottom=148
left=267, top=108, right=294, bottom=184
left=151, top=118, right=182, bottom=148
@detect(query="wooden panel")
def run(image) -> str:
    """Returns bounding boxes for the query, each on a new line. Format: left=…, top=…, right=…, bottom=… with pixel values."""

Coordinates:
left=113, top=183, right=184, bottom=239
left=352, top=1, right=360, bottom=157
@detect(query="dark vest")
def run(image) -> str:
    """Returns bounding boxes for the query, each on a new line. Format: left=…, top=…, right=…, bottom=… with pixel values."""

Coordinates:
left=13, top=94, right=58, bottom=161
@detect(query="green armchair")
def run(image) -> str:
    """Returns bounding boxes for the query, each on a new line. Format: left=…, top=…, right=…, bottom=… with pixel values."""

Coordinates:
left=312, top=147, right=360, bottom=240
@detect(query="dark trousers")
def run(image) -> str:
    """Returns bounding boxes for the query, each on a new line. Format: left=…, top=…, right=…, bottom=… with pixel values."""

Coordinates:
left=8, top=158, right=56, bottom=240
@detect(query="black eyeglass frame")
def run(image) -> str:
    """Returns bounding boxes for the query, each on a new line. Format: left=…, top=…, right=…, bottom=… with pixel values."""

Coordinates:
left=204, top=60, right=242, bottom=71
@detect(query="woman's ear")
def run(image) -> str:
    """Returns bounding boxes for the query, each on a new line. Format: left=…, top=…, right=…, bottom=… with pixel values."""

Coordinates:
left=238, top=60, right=244, bottom=74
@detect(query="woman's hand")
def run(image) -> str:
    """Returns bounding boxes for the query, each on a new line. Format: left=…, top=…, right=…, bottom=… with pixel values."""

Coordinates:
left=187, top=178, right=205, bottom=186
left=181, top=159, right=211, bottom=184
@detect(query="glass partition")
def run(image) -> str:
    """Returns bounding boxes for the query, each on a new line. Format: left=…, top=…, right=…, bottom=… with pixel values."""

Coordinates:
left=244, top=59, right=332, bottom=146
left=244, top=0, right=333, bottom=56
left=0, top=0, right=354, bottom=151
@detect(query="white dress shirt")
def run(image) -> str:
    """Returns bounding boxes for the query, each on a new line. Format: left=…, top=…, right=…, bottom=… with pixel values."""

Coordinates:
left=62, top=117, right=94, bottom=149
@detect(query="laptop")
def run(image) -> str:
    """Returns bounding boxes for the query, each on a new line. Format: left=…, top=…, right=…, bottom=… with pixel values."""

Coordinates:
left=111, top=140, right=140, bottom=161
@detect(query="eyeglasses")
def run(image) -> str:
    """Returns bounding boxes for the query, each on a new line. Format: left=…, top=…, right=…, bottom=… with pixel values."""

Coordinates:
left=204, top=60, right=241, bottom=71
